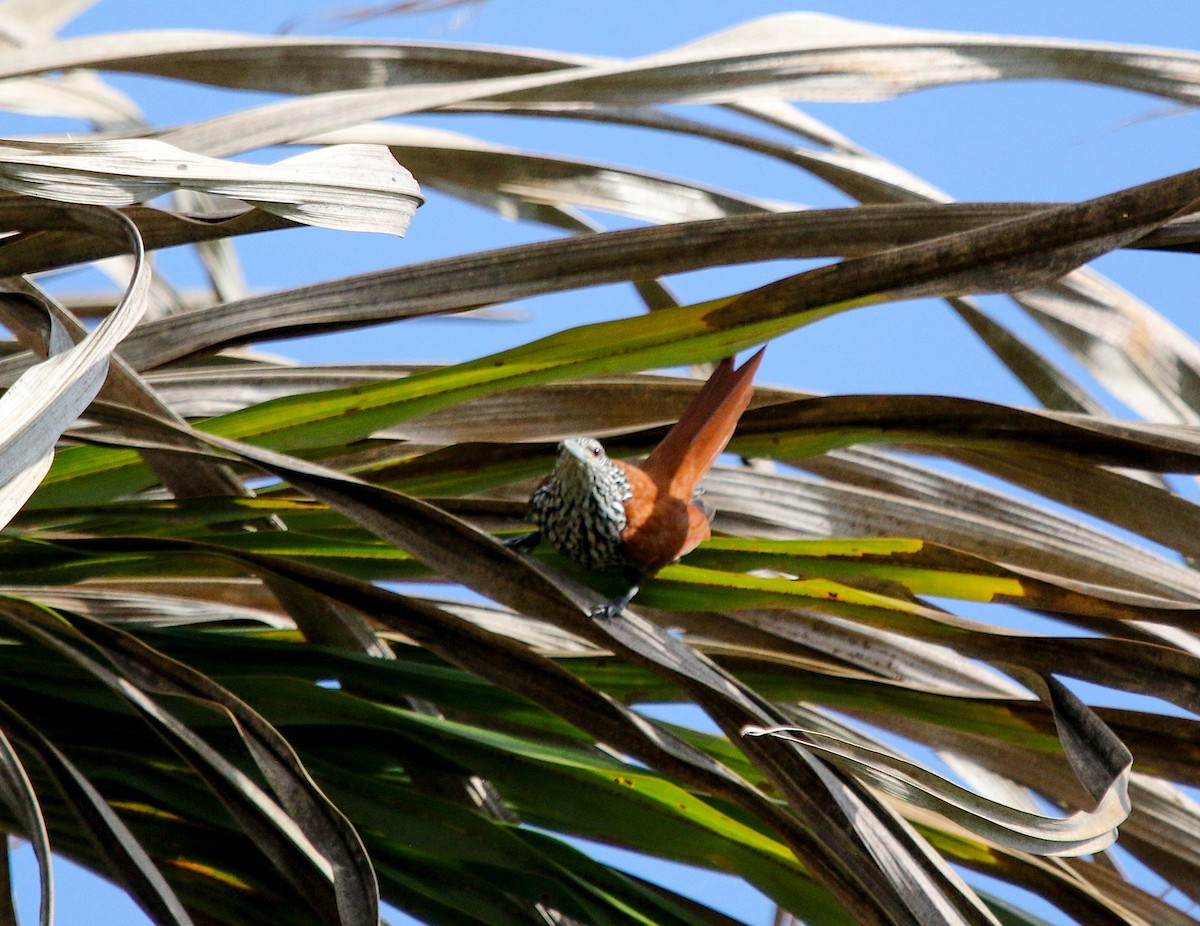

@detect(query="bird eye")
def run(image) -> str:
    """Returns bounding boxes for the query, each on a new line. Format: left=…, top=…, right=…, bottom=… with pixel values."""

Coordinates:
left=590, top=444, right=602, bottom=457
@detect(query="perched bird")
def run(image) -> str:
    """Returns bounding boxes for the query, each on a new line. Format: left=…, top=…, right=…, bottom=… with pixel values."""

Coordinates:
left=516, top=348, right=765, bottom=616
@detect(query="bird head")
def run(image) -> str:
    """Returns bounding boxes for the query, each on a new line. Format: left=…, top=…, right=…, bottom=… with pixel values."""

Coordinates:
left=557, top=437, right=610, bottom=476
left=549, top=436, right=632, bottom=521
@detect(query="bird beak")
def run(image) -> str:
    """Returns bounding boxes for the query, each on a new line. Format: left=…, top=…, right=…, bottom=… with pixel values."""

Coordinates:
left=562, top=439, right=606, bottom=469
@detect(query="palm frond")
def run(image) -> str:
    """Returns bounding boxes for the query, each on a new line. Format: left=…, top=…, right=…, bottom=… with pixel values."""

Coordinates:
left=1, top=5, right=1199, bottom=925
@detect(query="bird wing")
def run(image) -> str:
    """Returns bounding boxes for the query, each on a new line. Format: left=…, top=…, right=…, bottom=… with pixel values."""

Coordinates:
left=638, top=348, right=764, bottom=500
left=616, top=457, right=713, bottom=568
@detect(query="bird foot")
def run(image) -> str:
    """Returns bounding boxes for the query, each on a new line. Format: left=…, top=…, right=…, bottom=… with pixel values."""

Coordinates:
left=503, top=531, right=541, bottom=554
left=591, top=583, right=640, bottom=620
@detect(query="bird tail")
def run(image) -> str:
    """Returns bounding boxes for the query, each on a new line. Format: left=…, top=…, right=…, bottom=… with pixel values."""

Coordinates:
left=640, top=347, right=764, bottom=499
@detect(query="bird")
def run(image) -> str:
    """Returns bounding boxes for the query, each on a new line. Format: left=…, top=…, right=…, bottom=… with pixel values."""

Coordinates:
left=513, top=348, right=765, bottom=617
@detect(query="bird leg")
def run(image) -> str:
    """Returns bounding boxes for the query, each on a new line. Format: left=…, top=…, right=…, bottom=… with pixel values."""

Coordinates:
left=592, top=569, right=644, bottom=619
left=507, top=530, right=639, bottom=618
left=503, top=530, right=541, bottom=553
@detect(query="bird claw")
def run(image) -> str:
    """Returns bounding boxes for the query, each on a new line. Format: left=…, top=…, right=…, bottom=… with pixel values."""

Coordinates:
left=591, top=583, right=640, bottom=620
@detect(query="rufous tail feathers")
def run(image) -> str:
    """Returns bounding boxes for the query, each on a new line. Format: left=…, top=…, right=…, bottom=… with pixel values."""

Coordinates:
left=639, top=348, right=764, bottom=499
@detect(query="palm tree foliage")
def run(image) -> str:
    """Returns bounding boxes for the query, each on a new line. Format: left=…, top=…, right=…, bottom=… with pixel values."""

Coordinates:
left=1, top=3, right=1200, bottom=924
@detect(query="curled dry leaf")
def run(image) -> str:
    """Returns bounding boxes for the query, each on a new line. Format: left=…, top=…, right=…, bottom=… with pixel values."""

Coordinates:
left=0, top=204, right=147, bottom=529
left=0, top=139, right=421, bottom=235
left=743, top=690, right=1132, bottom=859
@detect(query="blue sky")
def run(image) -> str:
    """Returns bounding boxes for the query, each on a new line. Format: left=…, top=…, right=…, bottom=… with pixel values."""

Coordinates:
left=7, top=1, right=1200, bottom=924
